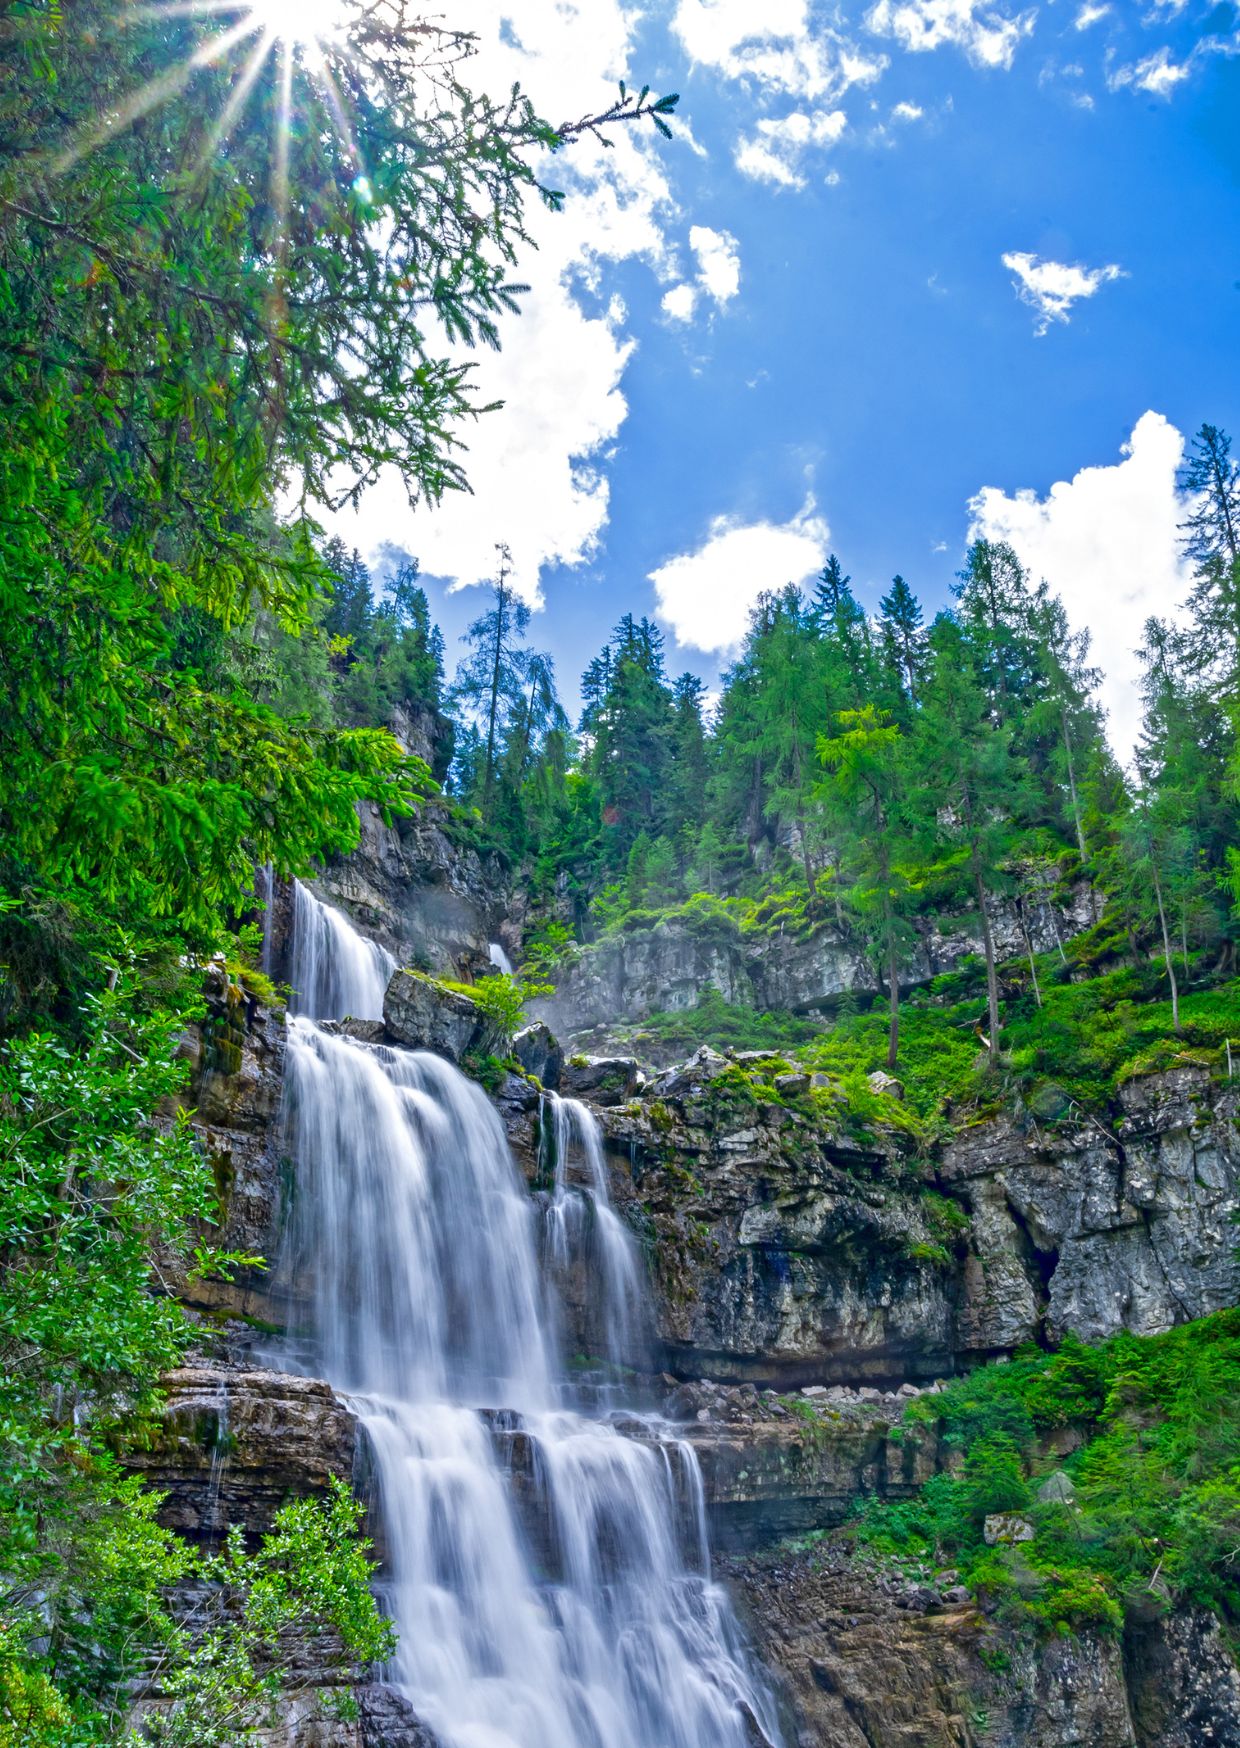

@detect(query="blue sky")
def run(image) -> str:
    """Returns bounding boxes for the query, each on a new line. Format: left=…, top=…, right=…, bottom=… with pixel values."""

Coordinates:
left=335, top=0, right=1240, bottom=758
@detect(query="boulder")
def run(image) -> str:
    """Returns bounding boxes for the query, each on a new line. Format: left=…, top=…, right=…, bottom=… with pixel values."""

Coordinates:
left=383, top=970, right=482, bottom=1063
left=1037, top=1469, right=1077, bottom=1506
left=983, top=1512, right=1035, bottom=1546
left=512, top=1022, right=563, bottom=1090
left=867, top=1069, right=904, bottom=1100
left=561, top=1054, right=641, bottom=1106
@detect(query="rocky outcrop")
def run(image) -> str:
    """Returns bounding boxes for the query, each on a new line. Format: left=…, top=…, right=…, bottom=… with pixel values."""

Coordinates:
left=173, top=971, right=289, bottom=1326
left=587, top=1051, right=1240, bottom=1385
left=671, top=1381, right=942, bottom=1546
left=383, top=969, right=485, bottom=1062
left=728, top=1543, right=1240, bottom=1748
left=280, top=799, right=512, bottom=980
left=533, top=886, right=1094, bottom=1046
left=943, top=1066, right=1240, bottom=1350
left=125, top=1365, right=359, bottom=1543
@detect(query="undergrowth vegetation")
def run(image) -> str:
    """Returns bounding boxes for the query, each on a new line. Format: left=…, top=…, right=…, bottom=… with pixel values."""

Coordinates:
left=850, top=1312, right=1240, bottom=1636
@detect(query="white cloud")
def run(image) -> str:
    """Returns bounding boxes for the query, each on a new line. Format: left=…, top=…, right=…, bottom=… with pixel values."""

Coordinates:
left=662, top=225, right=741, bottom=321
left=969, top=411, right=1193, bottom=760
left=662, top=282, right=699, bottom=323
left=1109, top=44, right=1191, bottom=96
left=323, top=0, right=678, bottom=608
left=1002, top=249, right=1126, bottom=334
left=673, top=0, right=887, bottom=101
left=735, top=108, right=848, bottom=186
left=650, top=500, right=830, bottom=652
left=891, top=99, right=925, bottom=119
left=690, top=225, right=741, bottom=303
left=866, top=0, right=1036, bottom=70
left=1074, top=2, right=1110, bottom=27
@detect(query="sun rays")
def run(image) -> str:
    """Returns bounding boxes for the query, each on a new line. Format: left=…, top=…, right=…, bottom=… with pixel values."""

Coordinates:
left=49, top=0, right=364, bottom=194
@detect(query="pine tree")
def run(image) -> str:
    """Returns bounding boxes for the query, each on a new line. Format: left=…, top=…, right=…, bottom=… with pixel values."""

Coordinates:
left=452, top=544, right=531, bottom=805
left=816, top=706, right=922, bottom=1068
left=583, top=616, right=676, bottom=857
left=917, top=615, right=1030, bottom=1064
left=878, top=575, right=927, bottom=707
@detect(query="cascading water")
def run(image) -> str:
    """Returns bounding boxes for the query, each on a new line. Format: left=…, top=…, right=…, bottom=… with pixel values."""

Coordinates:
left=542, top=1093, right=646, bottom=1376
left=278, top=907, right=783, bottom=1748
left=288, top=879, right=395, bottom=1021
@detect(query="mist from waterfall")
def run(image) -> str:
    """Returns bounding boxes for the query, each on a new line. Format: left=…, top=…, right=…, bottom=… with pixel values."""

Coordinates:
left=279, top=909, right=783, bottom=1748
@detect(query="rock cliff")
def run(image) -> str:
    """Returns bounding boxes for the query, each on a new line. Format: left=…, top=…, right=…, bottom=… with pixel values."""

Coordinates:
left=532, top=886, right=1094, bottom=1047
left=146, top=940, right=1240, bottom=1747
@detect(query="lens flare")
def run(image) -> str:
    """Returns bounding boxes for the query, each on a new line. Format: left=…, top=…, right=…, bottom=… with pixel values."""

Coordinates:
left=243, top=0, right=345, bottom=50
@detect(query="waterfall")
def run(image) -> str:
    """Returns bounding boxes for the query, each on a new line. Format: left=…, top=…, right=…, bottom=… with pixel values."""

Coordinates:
left=279, top=911, right=783, bottom=1748
left=488, top=941, right=514, bottom=976
left=288, top=879, right=396, bottom=1021
left=542, top=1094, right=646, bottom=1375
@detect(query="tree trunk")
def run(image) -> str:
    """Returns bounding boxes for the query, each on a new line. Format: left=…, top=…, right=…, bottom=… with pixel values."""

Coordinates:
left=1061, top=710, right=1088, bottom=862
left=1019, top=900, right=1042, bottom=1009
left=974, top=862, right=1001, bottom=1064
left=1151, top=857, right=1181, bottom=1032
left=484, top=610, right=504, bottom=800
left=886, top=925, right=901, bottom=1070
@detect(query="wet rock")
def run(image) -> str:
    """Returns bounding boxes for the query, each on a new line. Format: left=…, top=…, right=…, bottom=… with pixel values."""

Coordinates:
left=123, top=1365, right=359, bottom=1543
left=383, top=970, right=481, bottom=1063
left=512, top=1021, right=563, bottom=1090
left=560, top=1054, right=641, bottom=1106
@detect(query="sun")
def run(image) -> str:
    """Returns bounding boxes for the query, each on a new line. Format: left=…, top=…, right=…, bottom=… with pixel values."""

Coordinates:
left=242, top=0, right=348, bottom=51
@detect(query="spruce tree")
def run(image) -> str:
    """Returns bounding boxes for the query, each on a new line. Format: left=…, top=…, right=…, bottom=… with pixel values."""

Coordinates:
left=878, top=575, right=927, bottom=707
left=452, top=544, right=531, bottom=805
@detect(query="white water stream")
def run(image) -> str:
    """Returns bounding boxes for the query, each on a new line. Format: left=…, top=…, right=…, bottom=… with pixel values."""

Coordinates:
left=279, top=889, right=782, bottom=1748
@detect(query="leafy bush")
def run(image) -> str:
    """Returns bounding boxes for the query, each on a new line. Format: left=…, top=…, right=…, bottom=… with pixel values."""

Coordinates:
left=853, top=1310, right=1240, bottom=1635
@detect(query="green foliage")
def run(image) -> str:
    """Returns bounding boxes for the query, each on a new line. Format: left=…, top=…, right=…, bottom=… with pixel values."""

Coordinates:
left=623, top=986, right=818, bottom=1058
left=854, top=1311, right=1240, bottom=1634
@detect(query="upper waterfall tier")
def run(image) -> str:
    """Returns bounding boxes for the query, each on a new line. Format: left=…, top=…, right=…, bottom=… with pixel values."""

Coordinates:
left=288, top=879, right=395, bottom=1021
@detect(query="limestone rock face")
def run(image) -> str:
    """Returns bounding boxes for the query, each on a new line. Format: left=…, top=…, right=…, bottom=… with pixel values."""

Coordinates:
left=531, top=886, right=1094, bottom=1047
left=383, top=969, right=483, bottom=1062
left=125, top=1365, right=360, bottom=1542
left=585, top=1056, right=1239, bottom=1382
left=280, top=798, right=511, bottom=980
left=560, top=1053, right=642, bottom=1106
left=943, top=1068, right=1240, bottom=1348
left=172, top=971, right=288, bottom=1324
left=599, top=1087, right=959, bottom=1385
left=670, top=1383, right=941, bottom=1547
left=729, top=1546, right=1171, bottom=1748
left=512, top=1021, right=563, bottom=1090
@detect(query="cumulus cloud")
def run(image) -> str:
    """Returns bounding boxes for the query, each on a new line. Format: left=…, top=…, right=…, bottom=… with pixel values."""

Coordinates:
left=891, top=99, right=925, bottom=119
left=323, top=0, right=676, bottom=607
left=662, top=225, right=742, bottom=321
left=1108, top=45, right=1192, bottom=96
left=1002, top=250, right=1126, bottom=334
left=735, top=108, right=849, bottom=185
left=865, top=0, right=1036, bottom=70
left=969, top=411, right=1193, bottom=760
left=673, top=0, right=887, bottom=101
left=650, top=500, right=830, bottom=653
left=1074, top=2, right=1110, bottom=27
left=691, top=225, right=742, bottom=303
